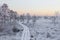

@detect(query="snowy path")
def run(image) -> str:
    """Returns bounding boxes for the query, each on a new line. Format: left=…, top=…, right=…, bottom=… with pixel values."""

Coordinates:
left=18, top=22, right=30, bottom=40
left=0, top=22, right=30, bottom=40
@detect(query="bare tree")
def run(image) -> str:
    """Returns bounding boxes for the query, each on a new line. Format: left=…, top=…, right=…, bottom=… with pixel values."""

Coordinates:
left=32, top=15, right=37, bottom=27
left=52, top=12, right=59, bottom=25
left=20, top=14, right=25, bottom=23
left=26, top=13, right=31, bottom=23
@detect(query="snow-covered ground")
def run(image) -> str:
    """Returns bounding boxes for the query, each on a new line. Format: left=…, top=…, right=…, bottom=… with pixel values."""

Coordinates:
left=18, top=22, right=30, bottom=40
left=0, top=17, right=60, bottom=40
left=0, top=21, right=30, bottom=40
left=0, top=16, right=60, bottom=40
left=29, top=18, right=60, bottom=40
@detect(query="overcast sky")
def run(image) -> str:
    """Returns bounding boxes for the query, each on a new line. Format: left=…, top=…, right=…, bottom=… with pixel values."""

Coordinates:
left=0, top=0, right=60, bottom=16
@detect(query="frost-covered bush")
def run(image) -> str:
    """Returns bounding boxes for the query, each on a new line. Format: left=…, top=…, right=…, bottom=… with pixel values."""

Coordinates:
left=0, top=3, right=20, bottom=35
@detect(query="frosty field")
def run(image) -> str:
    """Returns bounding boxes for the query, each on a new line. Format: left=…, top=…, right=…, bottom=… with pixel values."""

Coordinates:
left=0, top=4, right=60, bottom=40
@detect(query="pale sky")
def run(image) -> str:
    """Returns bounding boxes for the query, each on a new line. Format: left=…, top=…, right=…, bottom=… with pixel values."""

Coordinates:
left=0, top=0, right=60, bottom=16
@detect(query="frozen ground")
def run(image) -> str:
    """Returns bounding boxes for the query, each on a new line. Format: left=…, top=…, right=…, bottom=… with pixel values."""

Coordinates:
left=0, top=17, right=60, bottom=40
left=0, top=22, right=30, bottom=40
left=29, top=18, right=60, bottom=40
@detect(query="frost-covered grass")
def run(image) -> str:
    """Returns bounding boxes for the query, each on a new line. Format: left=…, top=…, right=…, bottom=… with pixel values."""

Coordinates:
left=0, top=16, right=60, bottom=40
left=29, top=18, right=60, bottom=40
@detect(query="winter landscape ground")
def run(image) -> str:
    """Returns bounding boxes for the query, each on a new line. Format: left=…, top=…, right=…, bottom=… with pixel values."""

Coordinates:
left=0, top=4, right=60, bottom=40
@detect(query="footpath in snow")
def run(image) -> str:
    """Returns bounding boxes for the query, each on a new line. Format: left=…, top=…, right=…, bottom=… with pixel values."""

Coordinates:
left=18, top=22, right=30, bottom=40
left=0, top=22, right=30, bottom=40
